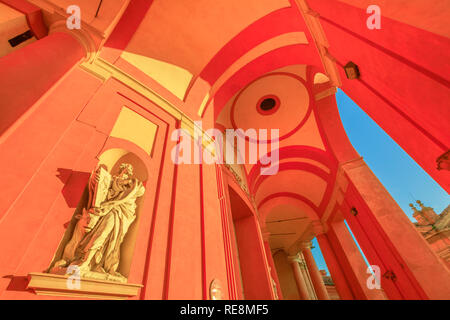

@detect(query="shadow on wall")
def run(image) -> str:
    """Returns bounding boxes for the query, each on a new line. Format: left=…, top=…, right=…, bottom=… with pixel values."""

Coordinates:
left=50, top=149, right=149, bottom=279
left=56, top=168, right=91, bottom=209
left=3, top=275, right=30, bottom=293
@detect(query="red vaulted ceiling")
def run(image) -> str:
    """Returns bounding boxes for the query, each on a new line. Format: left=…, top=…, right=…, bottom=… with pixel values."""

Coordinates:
left=100, top=0, right=348, bottom=249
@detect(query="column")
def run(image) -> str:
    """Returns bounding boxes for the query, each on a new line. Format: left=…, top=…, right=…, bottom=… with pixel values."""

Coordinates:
left=327, top=219, right=384, bottom=300
left=342, top=158, right=450, bottom=299
left=298, top=254, right=316, bottom=299
left=262, top=232, right=283, bottom=300
left=0, top=31, right=85, bottom=137
left=312, top=221, right=354, bottom=299
left=301, top=242, right=330, bottom=300
left=288, top=254, right=310, bottom=300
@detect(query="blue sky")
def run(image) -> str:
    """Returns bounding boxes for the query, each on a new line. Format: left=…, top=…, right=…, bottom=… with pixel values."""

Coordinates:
left=311, top=89, right=450, bottom=274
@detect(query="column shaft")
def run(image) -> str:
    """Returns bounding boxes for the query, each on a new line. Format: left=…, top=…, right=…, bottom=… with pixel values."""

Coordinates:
left=289, top=257, right=310, bottom=300
left=302, top=246, right=330, bottom=300
left=316, top=233, right=354, bottom=299
left=0, top=32, right=84, bottom=136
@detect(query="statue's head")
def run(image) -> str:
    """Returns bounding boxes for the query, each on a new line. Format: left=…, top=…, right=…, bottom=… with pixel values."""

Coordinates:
left=118, top=163, right=133, bottom=178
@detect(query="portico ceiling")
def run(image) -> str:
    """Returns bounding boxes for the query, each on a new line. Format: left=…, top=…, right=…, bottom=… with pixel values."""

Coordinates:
left=59, top=0, right=341, bottom=252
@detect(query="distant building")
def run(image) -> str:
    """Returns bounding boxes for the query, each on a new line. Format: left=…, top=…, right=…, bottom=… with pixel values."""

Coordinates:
left=410, top=201, right=450, bottom=268
left=320, top=270, right=340, bottom=300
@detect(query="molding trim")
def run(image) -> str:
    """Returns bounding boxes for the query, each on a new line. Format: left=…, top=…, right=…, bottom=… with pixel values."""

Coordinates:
left=295, top=0, right=342, bottom=87
left=80, top=58, right=216, bottom=152
left=315, top=86, right=337, bottom=101
left=27, top=272, right=143, bottom=300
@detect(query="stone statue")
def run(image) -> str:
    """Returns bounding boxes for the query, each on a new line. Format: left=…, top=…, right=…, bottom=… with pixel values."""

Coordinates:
left=50, top=163, right=145, bottom=283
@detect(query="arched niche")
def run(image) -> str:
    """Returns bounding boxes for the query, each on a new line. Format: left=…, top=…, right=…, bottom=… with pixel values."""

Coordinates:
left=48, top=148, right=149, bottom=280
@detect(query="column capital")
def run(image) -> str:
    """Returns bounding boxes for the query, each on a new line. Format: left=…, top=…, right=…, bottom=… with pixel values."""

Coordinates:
left=287, top=254, right=301, bottom=263
left=311, top=220, right=328, bottom=236
left=262, top=232, right=271, bottom=242
left=300, top=241, right=313, bottom=250
left=49, top=20, right=97, bottom=62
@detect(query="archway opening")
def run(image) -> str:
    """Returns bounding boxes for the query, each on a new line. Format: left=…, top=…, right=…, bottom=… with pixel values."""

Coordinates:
left=227, top=186, right=273, bottom=299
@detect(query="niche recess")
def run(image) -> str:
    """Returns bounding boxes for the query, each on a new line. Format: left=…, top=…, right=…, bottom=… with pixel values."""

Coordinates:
left=28, top=148, right=148, bottom=299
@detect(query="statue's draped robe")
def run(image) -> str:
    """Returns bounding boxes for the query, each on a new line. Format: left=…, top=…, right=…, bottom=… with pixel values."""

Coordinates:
left=63, top=175, right=145, bottom=279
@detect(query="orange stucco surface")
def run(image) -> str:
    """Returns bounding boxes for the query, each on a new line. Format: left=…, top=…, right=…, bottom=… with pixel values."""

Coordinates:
left=0, top=0, right=448, bottom=300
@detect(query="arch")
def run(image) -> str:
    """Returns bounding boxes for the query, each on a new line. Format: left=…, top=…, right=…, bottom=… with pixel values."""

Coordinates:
left=247, top=145, right=335, bottom=187
left=258, top=193, right=319, bottom=222
left=99, top=136, right=154, bottom=169
left=225, top=180, right=274, bottom=299
left=308, top=65, right=360, bottom=163
left=252, top=161, right=331, bottom=194
left=212, top=45, right=322, bottom=119
left=200, top=7, right=306, bottom=84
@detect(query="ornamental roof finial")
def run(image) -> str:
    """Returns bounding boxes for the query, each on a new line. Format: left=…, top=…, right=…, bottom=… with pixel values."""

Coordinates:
left=409, top=203, right=419, bottom=213
left=416, top=200, right=426, bottom=210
